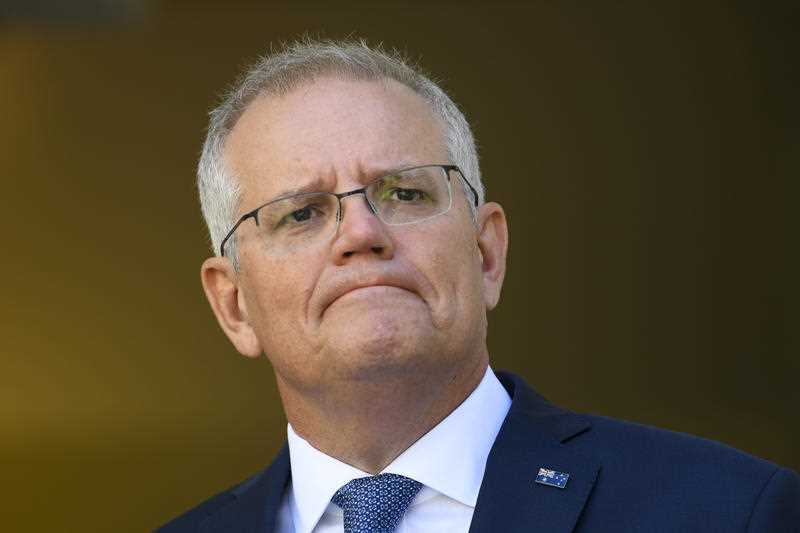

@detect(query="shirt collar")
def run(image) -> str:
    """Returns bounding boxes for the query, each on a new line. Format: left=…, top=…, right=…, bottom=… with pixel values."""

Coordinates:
left=286, top=365, right=511, bottom=533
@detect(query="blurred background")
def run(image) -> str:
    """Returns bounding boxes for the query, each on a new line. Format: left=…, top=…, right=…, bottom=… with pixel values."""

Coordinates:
left=2, top=1, right=798, bottom=531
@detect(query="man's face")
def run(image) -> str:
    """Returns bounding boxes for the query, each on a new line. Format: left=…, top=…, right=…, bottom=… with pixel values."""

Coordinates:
left=212, top=77, right=505, bottom=395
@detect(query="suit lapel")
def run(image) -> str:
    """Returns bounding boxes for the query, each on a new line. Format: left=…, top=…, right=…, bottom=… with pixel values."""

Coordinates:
left=200, top=444, right=290, bottom=533
left=468, top=372, right=600, bottom=533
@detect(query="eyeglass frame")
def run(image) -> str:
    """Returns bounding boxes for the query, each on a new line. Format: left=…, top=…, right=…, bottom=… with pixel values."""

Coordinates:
left=219, top=164, right=479, bottom=257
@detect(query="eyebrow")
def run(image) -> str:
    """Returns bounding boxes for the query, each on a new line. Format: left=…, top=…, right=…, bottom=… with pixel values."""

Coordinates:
left=266, top=161, right=423, bottom=203
left=269, top=176, right=330, bottom=203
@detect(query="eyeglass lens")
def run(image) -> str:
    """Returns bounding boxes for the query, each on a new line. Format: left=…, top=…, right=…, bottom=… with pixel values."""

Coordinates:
left=249, top=166, right=452, bottom=255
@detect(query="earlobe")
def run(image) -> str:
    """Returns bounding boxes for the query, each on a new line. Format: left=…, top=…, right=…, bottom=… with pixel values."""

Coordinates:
left=476, top=202, right=509, bottom=310
left=200, top=257, right=263, bottom=358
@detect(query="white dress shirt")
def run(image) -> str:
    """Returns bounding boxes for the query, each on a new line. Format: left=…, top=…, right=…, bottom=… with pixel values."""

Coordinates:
left=274, top=366, right=512, bottom=533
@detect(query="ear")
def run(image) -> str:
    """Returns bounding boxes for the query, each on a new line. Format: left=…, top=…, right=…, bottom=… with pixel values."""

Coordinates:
left=476, top=202, right=509, bottom=310
left=200, top=257, right=262, bottom=358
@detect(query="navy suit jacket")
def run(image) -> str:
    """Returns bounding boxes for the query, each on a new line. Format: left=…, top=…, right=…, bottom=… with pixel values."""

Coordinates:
left=159, top=371, right=800, bottom=532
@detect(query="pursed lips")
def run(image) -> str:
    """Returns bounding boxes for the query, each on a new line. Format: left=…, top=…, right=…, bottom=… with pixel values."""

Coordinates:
left=320, top=278, right=419, bottom=317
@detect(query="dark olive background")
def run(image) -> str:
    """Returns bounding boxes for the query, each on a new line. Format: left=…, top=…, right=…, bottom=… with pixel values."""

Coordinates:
left=2, top=2, right=797, bottom=531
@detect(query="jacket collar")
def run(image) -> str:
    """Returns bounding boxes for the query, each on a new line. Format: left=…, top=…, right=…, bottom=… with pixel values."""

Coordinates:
left=468, top=371, right=599, bottom=533
left=199, top=371, right=598, bottom=533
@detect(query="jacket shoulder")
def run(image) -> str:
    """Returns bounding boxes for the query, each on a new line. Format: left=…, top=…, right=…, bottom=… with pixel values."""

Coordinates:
left=568, top=413, right=800, bottom=530
left=156, top=472, right=261, bottom=532
left=156, top=443, right=290, bottom=532
left=582, top=412, right=781, bottom=476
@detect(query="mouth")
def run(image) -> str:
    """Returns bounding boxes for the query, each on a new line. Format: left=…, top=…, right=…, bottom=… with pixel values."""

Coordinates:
left=320, top=279, right=420, bottom=318
left=335, top=284, right=414, bottom=302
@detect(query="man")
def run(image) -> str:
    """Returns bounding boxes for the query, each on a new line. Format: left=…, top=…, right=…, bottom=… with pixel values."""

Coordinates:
left=160, top=39, right=799, bottom=532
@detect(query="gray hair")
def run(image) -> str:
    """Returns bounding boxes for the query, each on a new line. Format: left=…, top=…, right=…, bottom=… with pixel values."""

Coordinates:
left=197, top=38, right=484, bottom=265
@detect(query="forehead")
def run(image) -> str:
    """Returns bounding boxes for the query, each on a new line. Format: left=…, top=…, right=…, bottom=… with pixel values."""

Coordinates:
left=224, top=77, right=448, bottom=205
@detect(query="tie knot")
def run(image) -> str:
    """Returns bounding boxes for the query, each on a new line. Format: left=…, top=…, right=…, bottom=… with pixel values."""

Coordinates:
left=331, top=473, right=422, bottom=533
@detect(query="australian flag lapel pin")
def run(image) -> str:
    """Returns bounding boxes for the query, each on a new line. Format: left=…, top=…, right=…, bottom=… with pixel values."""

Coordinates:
left=535, top=467, right=570, bottom=489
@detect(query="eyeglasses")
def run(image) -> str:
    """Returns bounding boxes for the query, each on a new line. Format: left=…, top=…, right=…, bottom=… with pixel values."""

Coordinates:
left=220, top=164, right=478, bottom=257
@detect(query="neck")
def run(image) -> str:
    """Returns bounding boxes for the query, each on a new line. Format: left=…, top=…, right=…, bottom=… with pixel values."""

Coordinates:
left=278, top=356, right=488, bottom=474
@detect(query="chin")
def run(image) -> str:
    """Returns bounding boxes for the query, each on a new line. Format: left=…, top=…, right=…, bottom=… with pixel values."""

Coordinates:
left=326, top=319, right=438, bottom=381
left=319, top=298, right=452, bottom=375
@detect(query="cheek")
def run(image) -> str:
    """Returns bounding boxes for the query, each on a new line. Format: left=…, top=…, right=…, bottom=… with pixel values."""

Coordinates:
left=415, top=221, right=484, bottom=325
left=241, top=260, right=318, bottom=352
left=450, top=242, right=485, bottom=312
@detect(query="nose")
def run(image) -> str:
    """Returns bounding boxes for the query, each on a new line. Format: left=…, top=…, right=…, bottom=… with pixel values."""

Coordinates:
left=331, top=193, right=394, bottom=265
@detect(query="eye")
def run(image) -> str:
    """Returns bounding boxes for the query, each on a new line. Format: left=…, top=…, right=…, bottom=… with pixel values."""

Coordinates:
left=395, top=188, right=424, bottom=202
left=277, top=203, right=326, bottom=227
left=290, top=206, right=315, bottom=222
left=382, top=187, right=430, bottom=203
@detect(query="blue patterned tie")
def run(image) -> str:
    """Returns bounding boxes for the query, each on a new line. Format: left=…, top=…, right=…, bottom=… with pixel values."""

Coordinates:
left=331, top=473, right=423, bottom=533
